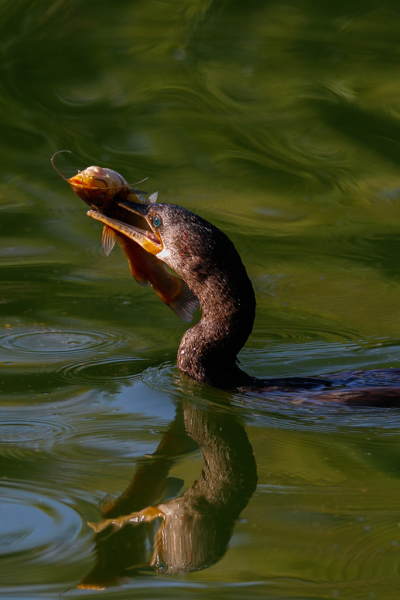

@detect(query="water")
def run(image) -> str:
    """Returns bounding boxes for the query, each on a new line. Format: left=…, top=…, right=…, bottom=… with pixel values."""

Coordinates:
left=1, top=0, right=400, bottom=597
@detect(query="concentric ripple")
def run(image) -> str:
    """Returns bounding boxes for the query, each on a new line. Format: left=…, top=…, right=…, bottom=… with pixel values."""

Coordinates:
left=321, top=511, right=400, bottom=586
left=0, top=480, right=86, bottom=572
left=0, top=327, right=128, bottom=357
left=252, top=498, right=400, bottom=590
left=0, top=418, right=74, bottom=459
left=57, top=356, right=148, bottom=384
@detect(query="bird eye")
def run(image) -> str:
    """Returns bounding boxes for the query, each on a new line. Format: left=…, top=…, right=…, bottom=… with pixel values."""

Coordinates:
left=153, top=214, right=162, bottom=228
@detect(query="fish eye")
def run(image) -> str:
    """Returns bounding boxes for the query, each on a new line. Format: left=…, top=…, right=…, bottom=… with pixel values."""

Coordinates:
left=153, top=214, right=162, bottom=228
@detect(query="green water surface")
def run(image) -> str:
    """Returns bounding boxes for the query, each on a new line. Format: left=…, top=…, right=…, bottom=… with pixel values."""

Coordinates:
left=1, top=0, right=400, bottom=598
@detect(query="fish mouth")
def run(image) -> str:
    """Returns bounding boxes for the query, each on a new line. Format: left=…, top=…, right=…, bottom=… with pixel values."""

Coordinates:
left=68, top=175, right=111, bottom=207
left=87, top=200, right=163, bottom=255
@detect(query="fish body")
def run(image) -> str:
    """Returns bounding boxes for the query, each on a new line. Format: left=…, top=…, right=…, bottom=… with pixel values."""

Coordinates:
left=55, top=157, right=198, bottom=322
left=113, top=228, right=198, bottom=321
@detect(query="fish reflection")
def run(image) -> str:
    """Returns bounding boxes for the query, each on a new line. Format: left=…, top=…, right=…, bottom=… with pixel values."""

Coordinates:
left=78, top=401, right=257, bottom=589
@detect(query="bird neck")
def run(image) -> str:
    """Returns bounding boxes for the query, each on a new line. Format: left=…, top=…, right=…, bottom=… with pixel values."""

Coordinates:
left=176, top=259, right=256, bottom=390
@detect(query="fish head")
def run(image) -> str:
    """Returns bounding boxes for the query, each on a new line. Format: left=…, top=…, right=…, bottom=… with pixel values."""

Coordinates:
left=68, top=166, right=128, bottom=209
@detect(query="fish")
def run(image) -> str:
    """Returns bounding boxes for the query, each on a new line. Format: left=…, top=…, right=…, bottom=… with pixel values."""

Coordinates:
left=52, top=151, right=198, bottom=322
left=52, top=150, right=154, bottom=209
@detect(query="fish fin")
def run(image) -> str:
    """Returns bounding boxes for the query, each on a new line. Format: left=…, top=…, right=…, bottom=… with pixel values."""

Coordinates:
left=102, top=225, right=116, bottom=256
left=148, top=191, right=158, bottom=204
left=125, top=189, right=151, bottom=203
left=132, top=274, right=149, bottom=287
left=114, top=232, right=150, bottom=286
left=128, top=259, right=150, bottom=286
left=168, top=280, right=199, bottom=322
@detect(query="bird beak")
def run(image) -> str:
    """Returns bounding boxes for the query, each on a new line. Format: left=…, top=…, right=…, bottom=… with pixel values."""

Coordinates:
left=87, top=200, right=163, bottom=255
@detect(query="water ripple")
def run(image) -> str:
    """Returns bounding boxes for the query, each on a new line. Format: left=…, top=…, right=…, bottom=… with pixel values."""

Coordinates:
left=255, top=489, right=400, bottom=587
left=0, top=418, right=73, bottom=455
left=0, top=480, right=85, bottom=568
left=57, top=356, right=148, bottom=384
left=321, top=513, right=400, bottom=585
left=0, top=327, right=128, bottom=356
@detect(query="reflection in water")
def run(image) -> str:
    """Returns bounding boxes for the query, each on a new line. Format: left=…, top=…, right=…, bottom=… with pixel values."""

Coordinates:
left=79, top=401, right=257, bottom=589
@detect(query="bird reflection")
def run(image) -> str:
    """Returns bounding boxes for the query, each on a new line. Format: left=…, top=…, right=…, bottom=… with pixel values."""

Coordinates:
left=78, top=401, right=257, bottom=589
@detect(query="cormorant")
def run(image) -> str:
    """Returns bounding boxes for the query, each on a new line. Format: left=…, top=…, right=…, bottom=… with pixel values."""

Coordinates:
left=88, top=199, right=400, bottom=407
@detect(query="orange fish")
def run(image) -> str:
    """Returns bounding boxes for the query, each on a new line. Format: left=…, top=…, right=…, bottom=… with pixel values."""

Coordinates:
left=52, top=151, right=198, bottom=321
